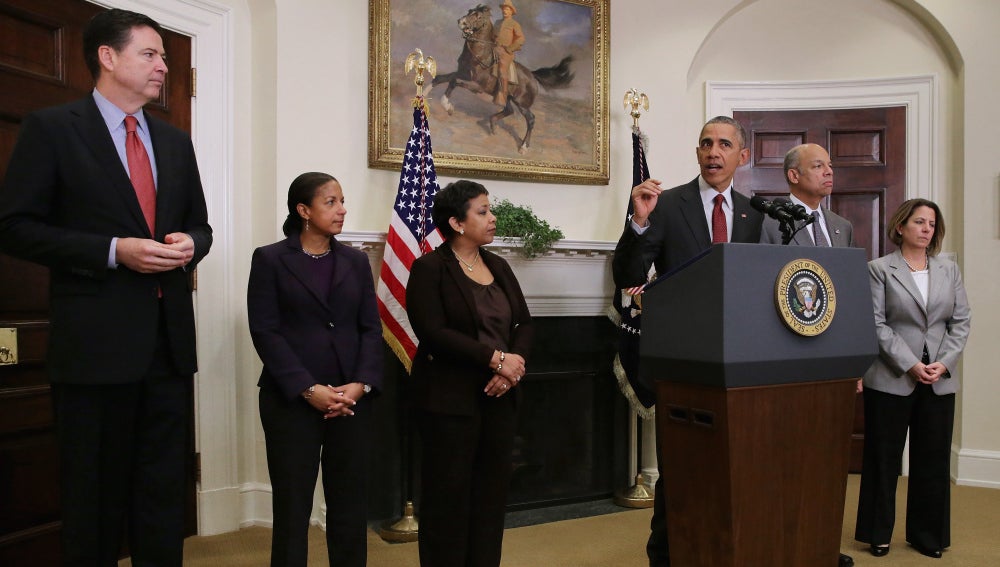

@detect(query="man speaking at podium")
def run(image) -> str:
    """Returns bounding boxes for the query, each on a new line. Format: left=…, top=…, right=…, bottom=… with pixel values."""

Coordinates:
left=612, top=116, right=763, bottom=567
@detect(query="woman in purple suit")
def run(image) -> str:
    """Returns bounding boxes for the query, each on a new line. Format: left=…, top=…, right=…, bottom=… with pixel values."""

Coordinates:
left=248, top=172, right=382, bottom=567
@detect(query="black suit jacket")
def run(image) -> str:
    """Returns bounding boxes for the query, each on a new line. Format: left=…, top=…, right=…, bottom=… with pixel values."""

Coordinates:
left=247, top=234, right=383, bottom=401
left=406, top=243, right=533, bottom=416
left=0, top=96, right=212, bottom=383
left=613, top=177, right=763, bottom=287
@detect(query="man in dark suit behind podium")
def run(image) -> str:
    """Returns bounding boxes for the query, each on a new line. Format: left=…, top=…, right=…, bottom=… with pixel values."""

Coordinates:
left=760, top=143, right=854, bottom=248
left=0, top=9, right=212, bottom=565
left=612, top=116, right=763, bottom=567
left=760, top=142, right=858, bottom=567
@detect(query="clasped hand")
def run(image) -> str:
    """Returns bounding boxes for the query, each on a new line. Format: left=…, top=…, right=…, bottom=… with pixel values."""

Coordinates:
left=908, top=361, right=948, bottom=384
left=117, top=232, right=194, bottom=273
left=485, top=352, right=526, bottom=397
left=305, top=383, right=366, bottom=419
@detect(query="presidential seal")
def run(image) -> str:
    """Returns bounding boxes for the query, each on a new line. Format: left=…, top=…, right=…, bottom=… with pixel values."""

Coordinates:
left=774, top=259, right=836, bottom=336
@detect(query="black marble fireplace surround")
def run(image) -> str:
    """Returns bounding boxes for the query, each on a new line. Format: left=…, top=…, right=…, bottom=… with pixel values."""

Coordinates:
left=369, top=316, right=629, bottom=523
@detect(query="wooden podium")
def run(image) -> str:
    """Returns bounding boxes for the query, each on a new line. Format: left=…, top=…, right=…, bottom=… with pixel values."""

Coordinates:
left=639, top=244, right=877, bottom=566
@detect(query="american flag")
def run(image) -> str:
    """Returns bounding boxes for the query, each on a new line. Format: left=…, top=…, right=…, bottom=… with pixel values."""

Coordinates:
left=608, top=127, right=656, bottom=417
left=376, top=98, right=444, bottom=372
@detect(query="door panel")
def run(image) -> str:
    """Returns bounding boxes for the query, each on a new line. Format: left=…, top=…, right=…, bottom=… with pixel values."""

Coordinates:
left=0, top=1, right=194, bottom=564
left=736, top=106, right=905, bottom=260
left=734, top=107, right=907, bottom=473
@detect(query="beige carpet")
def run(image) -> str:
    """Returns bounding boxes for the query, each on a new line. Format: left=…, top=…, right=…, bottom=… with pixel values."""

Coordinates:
left=123, top=476, right=1000, bottom=566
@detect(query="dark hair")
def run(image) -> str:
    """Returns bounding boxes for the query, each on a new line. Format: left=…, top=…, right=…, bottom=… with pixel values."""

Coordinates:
left=888, top=198, right=945, bottom=256
left=432, top=180, right=489, bottom=239
left=703, top=115, right=748, bottom=149
left=282, top=172, right=338, bottom=236
left=83, top=9, right=164, bottom=80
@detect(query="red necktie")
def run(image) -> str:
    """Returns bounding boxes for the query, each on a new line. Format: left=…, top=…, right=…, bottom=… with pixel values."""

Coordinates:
left=711, top=193, right=728, bottom=244
left=125, top=115, right=156, bottom=235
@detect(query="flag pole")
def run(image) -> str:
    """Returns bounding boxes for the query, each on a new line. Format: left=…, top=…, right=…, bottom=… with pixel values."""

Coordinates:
left=613, top=88, right=655, bottom=509
left=378, top=49, right=439, bottom=543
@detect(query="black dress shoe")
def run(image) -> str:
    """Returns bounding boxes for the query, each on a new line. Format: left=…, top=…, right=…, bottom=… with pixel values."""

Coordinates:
left=838, top=552, right=854, bottom=566
left=869, top=544, right=890, bottom=557
left=911, top=543, right=943, bottom=558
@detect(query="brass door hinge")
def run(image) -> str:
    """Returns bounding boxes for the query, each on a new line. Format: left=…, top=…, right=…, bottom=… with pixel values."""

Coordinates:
left=191, top=68, right=197, bottom=98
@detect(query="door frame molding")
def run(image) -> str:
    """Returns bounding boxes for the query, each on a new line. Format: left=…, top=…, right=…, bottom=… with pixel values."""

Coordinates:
left=706, top=75, right=939, bottom=202
left=91, top=0, right=239, bottom=535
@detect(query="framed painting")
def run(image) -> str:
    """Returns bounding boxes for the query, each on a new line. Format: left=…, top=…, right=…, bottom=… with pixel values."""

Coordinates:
left=368, top=0, right=610, bottom=184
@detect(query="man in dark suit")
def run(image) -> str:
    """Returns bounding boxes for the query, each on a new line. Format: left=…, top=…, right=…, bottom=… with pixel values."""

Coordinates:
left=0, top=9, right=212, bottom=566
left=760, top=143, right=854, bottom=248
left=759, top=143, right=858, bottom=567
left=613, top=116, right=763, bottom=567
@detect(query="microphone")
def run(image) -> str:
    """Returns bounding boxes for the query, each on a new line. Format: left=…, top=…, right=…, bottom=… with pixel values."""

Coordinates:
left=750, top=195, right=795, bottom=223
left=773, top=197, right=813, bottom=222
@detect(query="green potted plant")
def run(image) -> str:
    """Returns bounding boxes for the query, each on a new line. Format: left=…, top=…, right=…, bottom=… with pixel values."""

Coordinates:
left=491, top=198, right=564, bottom=259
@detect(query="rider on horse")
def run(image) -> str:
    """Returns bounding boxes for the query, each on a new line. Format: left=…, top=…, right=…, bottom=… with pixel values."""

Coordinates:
left=493, top=0, right=524, bottom=107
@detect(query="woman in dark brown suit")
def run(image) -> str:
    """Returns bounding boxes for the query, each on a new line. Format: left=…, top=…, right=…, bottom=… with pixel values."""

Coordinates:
left=406, top=180, right=534, bottom=567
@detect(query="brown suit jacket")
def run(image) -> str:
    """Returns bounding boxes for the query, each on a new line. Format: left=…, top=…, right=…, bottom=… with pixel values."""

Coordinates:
left=406, top=242, right=533, bottom=416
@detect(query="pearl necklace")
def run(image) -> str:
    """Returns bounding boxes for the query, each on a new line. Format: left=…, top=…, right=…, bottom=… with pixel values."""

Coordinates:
left=902, top=253, right=928, bottom=272
left=457, top=250, right=480, bottom=272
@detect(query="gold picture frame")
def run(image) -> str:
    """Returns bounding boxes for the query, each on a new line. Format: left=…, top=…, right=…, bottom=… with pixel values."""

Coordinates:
left=368, top=0, right=610, bottom=184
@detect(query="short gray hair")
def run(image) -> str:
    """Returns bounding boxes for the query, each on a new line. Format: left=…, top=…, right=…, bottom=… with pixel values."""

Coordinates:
left=783, top=144, right=808, bottom=180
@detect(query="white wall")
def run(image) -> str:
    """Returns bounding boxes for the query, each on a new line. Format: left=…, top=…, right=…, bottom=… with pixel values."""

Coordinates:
left=919, top=0, right=1000, bottom=487
left=200, top=0, right=1000, bottom=530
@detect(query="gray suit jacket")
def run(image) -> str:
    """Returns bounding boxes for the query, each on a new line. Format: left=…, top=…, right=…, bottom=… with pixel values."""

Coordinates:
left=864, top=250, right=971, bottom=396
left=760, top=204, right=854, bottom=247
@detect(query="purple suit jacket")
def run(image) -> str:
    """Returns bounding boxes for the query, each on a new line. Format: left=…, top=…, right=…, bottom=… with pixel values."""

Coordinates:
left=247, top=234, right=383, bottom=400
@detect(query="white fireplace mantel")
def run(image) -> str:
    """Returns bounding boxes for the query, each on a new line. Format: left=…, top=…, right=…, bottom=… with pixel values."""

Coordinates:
left=338, top=231, right=617, bottom=318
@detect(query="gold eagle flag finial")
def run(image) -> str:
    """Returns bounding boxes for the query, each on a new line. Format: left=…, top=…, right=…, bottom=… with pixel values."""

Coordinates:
left=623, top=88, right=649, bottom=129
left=405, top=48, right=437, bottom=109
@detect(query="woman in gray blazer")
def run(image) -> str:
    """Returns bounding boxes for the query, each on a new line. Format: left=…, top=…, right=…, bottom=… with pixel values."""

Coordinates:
left=855, top=199, right=971, bottom=559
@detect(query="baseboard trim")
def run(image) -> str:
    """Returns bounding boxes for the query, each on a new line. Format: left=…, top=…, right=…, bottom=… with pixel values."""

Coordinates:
left=198, top=485, right=242, bottom=536
left=237, top=482, right=273, bottom=529
left=954, top=447, right=1000, bottom=489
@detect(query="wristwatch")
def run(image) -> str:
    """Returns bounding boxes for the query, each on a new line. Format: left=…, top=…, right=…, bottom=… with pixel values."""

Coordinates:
left=362, top=383, right=372, bottom=394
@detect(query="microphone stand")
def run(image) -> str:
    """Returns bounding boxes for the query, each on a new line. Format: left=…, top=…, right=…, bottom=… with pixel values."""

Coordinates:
left=779, top=215, right=815, bottom=245
left=778, top=218, right=796, bottom=245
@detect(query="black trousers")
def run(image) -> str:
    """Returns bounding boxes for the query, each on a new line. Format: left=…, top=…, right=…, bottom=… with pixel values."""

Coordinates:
left=417, top=396, right=516, bottom=567
left=855, top=384, right=955, bottom=550
left=647, top=408, right=670, bottom=567
left=259, top=385, right=371, bottom=567
left=52, top=372, right=191, bottom=567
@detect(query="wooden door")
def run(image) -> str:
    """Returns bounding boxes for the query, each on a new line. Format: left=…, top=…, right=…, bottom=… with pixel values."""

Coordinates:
left=734, top=107, right=907, bottom=473
left=0, top=1, right=194, bottom=564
